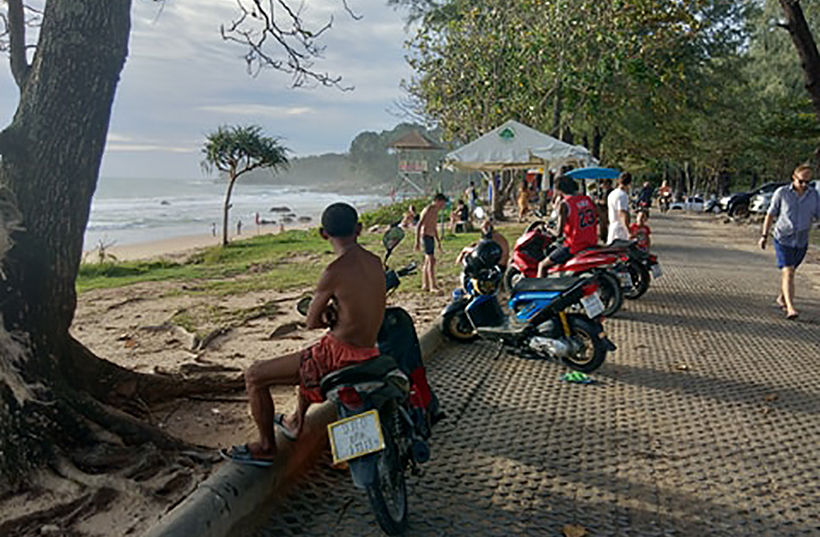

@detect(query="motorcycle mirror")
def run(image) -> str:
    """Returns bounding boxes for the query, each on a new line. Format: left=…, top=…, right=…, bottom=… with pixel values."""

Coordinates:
left=296, top=296, right=312, bottom=316
left=382, top=225, right=405, bottom=258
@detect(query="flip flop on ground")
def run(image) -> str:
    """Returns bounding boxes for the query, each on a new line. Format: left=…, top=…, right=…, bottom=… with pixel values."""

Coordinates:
left=274, top=413, right=299, bottom=442
left=219, top=444, right=275, bottom=467
left=786, top=311, right=799, bottom=320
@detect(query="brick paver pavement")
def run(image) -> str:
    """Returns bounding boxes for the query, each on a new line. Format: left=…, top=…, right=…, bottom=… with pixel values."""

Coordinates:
left=255, top=214, right=819, bottom=536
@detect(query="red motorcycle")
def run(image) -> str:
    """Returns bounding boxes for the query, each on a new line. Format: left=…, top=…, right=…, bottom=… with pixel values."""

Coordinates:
left=585, top=239, right=662, bottom=299
left=505, top=222, right=624, bottom=317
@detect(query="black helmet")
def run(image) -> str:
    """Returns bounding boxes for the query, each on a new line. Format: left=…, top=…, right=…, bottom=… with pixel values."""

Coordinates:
left=466, top=239, right=503, bottom=272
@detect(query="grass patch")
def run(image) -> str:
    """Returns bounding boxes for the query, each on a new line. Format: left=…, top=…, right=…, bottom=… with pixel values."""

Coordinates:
left=76, top=218, right=527, bottom=300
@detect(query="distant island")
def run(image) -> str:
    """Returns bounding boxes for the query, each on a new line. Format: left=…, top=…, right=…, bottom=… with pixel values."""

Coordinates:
left=241, top=123, right=455, bottom=193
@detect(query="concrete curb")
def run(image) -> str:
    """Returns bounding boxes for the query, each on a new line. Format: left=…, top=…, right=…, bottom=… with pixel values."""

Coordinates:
left=142, top=322, right=446, bottom=537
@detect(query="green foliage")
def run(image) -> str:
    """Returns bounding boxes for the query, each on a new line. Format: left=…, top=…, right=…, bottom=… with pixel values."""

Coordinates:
left=76, top=229, right=330, bottom=293
left=360, top=197, right=428, bottom=227
left=398, top=0, right=820, bottom=192
left=241, top=123, right=454, bottom=191
left=75, top=200, right=528, bottom=306
left=202, top=125, right=289, bottom=179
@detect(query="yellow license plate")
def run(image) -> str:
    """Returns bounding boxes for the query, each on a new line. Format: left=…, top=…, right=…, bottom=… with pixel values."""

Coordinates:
left=327, top=409, right=385, bottom=465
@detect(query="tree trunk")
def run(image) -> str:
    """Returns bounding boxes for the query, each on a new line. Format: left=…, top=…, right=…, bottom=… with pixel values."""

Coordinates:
left=0, top=0, right=134, bottom=488
left=0, top=1, right=220, bottom=492
left=779, top=0, right=820, bottom=122
left=561, top=125, right=574, bottom=145
left=592, top=126, right=604, bottom=160
left=551, top=79, right=563, bottom=137
left=222, top=174, right=237, bottom=246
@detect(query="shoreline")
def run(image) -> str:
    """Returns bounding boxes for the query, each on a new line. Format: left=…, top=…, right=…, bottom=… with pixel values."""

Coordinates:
left=82, top=222, right=314, bottom=262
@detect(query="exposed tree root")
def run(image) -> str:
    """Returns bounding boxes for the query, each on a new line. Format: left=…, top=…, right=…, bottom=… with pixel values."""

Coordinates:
left=0, top=486, right=117, bottom=537
left=64, top=336, right=244, bottom=410
left=70, top=390, right=189, bottom=451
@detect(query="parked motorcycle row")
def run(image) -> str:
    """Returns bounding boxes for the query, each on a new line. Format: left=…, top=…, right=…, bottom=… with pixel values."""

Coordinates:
left=440, top=220, right=662, bottom=375
left=296, top=221, right=661, bottom=535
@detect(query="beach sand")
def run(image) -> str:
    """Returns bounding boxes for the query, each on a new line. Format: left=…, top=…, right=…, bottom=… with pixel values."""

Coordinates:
left=39, top=222, right=449, bottom=536
left=83, top=222, right=312, bottom=262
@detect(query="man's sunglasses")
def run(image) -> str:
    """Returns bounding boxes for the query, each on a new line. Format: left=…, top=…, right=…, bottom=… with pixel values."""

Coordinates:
left=793, top=176, right=811, bottom=185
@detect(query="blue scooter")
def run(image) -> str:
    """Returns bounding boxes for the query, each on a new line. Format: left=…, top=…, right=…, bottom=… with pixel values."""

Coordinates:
left=440, top=239, right=616, bottom=373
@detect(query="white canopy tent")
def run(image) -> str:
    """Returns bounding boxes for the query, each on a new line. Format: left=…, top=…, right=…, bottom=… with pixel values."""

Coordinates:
left=444, top=119, right=596, bottom=172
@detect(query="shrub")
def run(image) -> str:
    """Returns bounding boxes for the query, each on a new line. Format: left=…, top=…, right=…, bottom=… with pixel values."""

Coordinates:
left=360, top=197, right=429, bottom=228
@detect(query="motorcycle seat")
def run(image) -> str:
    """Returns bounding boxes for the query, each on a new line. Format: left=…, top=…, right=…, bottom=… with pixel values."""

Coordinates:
left=607, top=239, right=635, bottom=249
left=320, top=354, right=399, bottom=396
left=512, top=276, right=579, bottom=293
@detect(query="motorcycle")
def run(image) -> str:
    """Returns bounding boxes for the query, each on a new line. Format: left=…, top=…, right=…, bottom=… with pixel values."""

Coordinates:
left=659, top=193, right=672, bottom=213
left=441, top=239, right=616, bottom=373
left=504, top=222, right=625, bottom=317
left=296, top=226, right=437, bottom=535
left=585, top=239, right=662, bottom=299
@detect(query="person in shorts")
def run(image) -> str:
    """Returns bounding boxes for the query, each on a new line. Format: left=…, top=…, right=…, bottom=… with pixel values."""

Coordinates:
left=416, top=193, right=447, bottom=292
left=760, top=164, right=820, bottom=320
left=607, top=172, right=632, bottom=243
left=222, top=202, right=386, bottom=465
left=537, top=175, right=599, bottom=276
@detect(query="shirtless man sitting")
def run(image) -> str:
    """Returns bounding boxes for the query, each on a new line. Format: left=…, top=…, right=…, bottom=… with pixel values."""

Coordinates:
left=415, top=193, right=447, bottom=292
left=222, top=202, right=387, bottom=466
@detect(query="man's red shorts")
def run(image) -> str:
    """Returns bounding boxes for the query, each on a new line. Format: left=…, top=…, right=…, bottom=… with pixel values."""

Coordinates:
left=298, top=333, right=380, bottom=403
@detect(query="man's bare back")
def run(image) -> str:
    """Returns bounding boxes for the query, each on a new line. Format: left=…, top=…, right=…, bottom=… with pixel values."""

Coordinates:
left=307, top=244, right=386, bottom=347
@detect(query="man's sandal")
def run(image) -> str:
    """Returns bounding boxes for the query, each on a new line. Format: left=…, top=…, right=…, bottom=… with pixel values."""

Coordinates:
left=274, top=413, right=299, bottom=442
left=219, top=444, right=275, bottom=467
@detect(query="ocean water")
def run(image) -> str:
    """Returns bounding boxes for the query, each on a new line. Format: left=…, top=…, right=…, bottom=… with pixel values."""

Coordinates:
left=84, top=176, right=388, bottom=249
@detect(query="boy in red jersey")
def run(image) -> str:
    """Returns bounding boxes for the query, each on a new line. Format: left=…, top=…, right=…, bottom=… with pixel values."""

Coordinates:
left=537, top=175, right=598, bottom=277
left=629, top=210, right=651, bottom=251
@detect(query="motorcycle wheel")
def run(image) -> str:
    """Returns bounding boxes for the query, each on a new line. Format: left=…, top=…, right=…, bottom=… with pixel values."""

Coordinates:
left=441, top=309, right=478, bottom=342
left=562, top=315, right=608, bottom=372
left=366, top=418, right=408, bottom=536
left=503, top=265, right=524, bottom=293
left=596, top=271, right=624, bottom=317
left=624, top=260, right=650, bottom=300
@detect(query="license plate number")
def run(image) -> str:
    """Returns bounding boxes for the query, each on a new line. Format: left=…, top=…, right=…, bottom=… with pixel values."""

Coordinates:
left=651, top=263, right=663, bottom=279
left=617, top=271, right=634, bottom=288
left=580, top=292, right=605, bottom=319
left=328, top=409, right=384, bottom=464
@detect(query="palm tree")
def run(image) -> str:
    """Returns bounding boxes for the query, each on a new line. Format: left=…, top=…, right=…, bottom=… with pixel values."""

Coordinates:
left=202, top=125, right=289, bottom=245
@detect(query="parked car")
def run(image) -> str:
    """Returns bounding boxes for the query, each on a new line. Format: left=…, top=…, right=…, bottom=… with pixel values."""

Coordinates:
left=719, top=182, right=787, bottom=218
left=751, top=180, right=817, bottom=214
left=669, top=195, right=705, bottom=212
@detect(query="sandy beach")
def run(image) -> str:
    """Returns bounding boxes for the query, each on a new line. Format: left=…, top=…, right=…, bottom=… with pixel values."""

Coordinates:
left=83, top=222, right=313, bottom=262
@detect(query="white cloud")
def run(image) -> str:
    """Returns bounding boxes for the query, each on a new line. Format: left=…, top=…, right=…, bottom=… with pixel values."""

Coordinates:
left=0, top=0, right=418, bottom=178
left=107, top=143, right=196, bottom=153
left=106, top=132, right=134, bottom=143
left=198, top=104, right=313, bottom=118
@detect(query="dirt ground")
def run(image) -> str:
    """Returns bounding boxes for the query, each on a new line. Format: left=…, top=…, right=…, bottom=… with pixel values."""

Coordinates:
left=1, top=264, right=450, bottom=536
left=3, top=211, right=817, bottom=537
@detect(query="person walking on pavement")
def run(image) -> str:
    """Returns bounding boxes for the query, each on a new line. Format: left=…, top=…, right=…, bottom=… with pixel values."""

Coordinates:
left=759, top=164, right=820, bottom=320
left=607, top=172, right=632, bottom=244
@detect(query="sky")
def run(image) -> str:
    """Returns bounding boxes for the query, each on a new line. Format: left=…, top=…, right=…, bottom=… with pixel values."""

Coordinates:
left=0, top=0, right=416, bottom=179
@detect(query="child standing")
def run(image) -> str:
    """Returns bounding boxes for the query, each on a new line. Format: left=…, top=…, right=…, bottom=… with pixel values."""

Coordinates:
left=630, top=210, right=651, bottom=251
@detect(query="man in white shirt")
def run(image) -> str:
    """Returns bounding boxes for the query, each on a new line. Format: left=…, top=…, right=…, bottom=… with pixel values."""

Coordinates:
left=607, top=172, right=632, bottom=243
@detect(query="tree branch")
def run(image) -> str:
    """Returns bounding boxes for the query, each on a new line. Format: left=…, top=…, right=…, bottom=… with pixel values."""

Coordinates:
left=6, top=0, right=30, bottom=88
left=221, top=0, right=356, bottom=90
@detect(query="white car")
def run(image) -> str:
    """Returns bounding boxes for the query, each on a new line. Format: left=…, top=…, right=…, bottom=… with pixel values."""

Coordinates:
left=751, top=181, right=817, bottom=214
left=750, top=192, right=771, bottom=214
left=669, top=196, right=705, bottom=212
